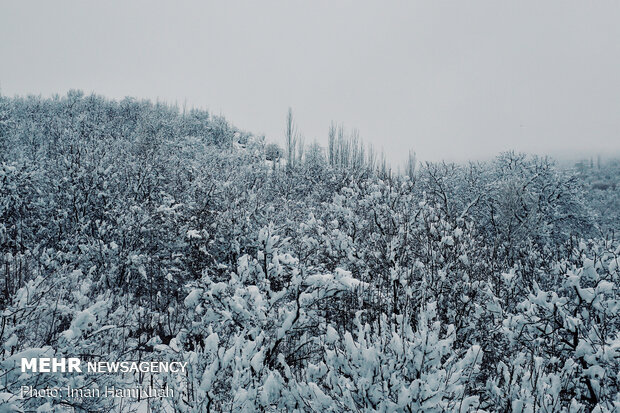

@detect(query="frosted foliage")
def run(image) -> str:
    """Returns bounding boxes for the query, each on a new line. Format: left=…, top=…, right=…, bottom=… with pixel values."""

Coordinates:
left=0, top=94, right=618, bottom=411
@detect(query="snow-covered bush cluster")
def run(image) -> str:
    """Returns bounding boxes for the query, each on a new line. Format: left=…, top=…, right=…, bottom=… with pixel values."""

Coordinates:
left=0, top=92, right=618, bottom=412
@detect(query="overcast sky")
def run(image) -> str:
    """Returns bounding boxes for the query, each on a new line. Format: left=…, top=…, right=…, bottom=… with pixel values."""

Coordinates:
left=1, top=1, right=619, bottom=164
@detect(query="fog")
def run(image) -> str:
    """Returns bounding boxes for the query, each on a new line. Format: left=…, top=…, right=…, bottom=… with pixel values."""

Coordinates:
left=1, top=1, right=619, bottom=163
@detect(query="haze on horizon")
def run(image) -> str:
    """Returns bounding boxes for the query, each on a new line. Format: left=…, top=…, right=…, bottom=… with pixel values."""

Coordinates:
left=1, top=1, right=619, bottom=164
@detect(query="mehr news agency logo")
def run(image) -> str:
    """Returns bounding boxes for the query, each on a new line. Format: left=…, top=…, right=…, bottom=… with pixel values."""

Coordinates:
left=21, top=357, right=188, bottom=374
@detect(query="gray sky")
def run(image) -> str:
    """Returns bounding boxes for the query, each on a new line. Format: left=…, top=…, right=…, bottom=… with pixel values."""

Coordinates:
left=1, top=1, right=619, bottom=164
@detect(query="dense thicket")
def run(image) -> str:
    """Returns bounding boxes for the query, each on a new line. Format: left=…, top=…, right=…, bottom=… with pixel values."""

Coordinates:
left=0, top=92, right=618, bottom=412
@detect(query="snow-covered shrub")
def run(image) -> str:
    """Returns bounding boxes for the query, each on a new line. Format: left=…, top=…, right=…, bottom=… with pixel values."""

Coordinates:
left=492, top=240, right=619, bottom=411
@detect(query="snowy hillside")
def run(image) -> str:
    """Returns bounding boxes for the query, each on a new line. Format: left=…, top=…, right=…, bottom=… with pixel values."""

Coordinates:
left=0, top=92, right=618, bottom=412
